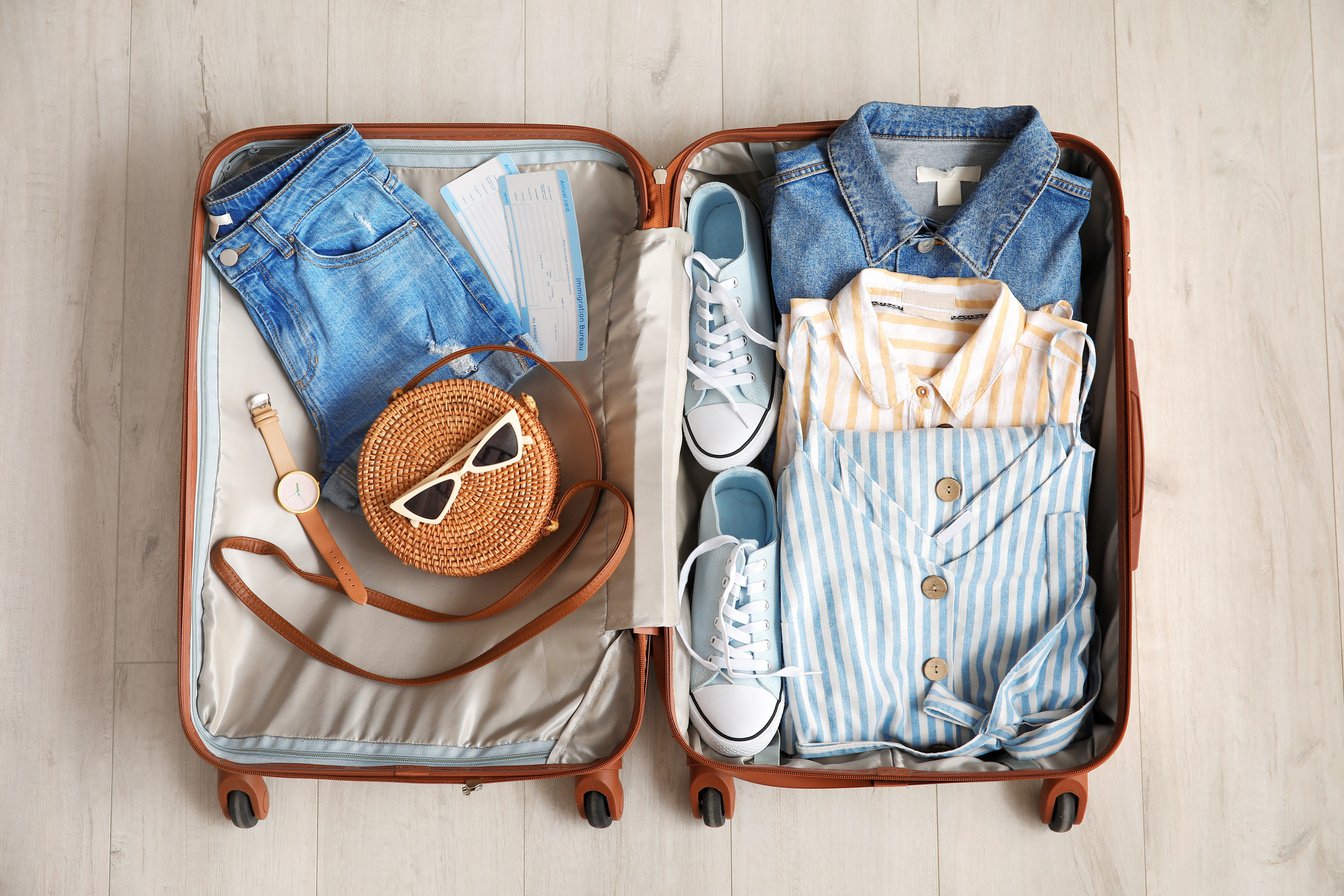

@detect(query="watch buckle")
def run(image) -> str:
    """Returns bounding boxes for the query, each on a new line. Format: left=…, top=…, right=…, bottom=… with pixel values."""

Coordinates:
left=247, top=392, right=273, bottom=412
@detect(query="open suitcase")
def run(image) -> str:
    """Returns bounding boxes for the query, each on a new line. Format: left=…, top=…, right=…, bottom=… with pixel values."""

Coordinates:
left=179, top=116, right=1141, bottom=833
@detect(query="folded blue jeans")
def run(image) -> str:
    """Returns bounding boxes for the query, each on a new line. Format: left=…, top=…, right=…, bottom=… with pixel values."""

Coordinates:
left=204, top=125, right=535, bottom=512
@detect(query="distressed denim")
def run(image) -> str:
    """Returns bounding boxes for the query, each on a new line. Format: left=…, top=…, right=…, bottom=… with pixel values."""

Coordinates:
left=204, top=125, right=534, bottom=512
left=760, top=103, right=1093, bottom=312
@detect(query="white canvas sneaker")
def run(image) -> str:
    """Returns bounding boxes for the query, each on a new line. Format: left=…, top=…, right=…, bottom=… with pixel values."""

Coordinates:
left=677, top=467, right=794, bottom=758
left=682, top=183, right=780, bottom=472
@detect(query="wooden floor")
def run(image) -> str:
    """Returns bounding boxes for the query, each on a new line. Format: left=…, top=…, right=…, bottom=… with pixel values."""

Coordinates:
left=4, top=0, right=1343, bottom=892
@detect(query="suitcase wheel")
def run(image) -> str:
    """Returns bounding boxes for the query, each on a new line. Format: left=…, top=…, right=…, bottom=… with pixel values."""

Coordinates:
left=582, top=791, right=612, bottom=829
left=226, top=790, right=259, bottom=829
left=1048, top=792, right=1078, bottom=833
left=1038, top=775, right=1087, bottom=832
left=697, top=787, right=726, bottom=828
left=687, top=763, right=735, bottom=827
left=217, top=771, right=269, bottom=829
left=574, top=766, right=623, bottom=828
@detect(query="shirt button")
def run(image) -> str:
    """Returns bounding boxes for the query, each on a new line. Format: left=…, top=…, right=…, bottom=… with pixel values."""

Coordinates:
left=923, top=658, right=949, bottom=681
left=219, top=248, right=240, bottom=267
left=917, top=239, right=936, bottom=253
left=921, top=575, right=948, bottom=600
left=915, top=385, right=930, bottom=400
left=935, top=477, right=962, bottom=502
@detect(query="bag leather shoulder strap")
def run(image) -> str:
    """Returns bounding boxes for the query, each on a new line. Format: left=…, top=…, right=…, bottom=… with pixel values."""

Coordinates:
left=210, top=479, right=631, bottom=686
left=211, top=344, right=634, bottom=685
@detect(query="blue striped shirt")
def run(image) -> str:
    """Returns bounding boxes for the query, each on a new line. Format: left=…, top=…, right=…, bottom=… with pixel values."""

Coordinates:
left=778, top=420, right=1097, bottom=760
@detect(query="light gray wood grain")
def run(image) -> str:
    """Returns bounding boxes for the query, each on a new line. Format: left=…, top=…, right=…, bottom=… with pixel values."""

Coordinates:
left=522, top=713, right=733, bottom=896
left=731, top=783, right=938, bottom=896
left=0, top=2, right=128, bottom=892
left=109, top=664, right=319, bottom=895
left=722, top=0, right=920, bottom=128
left=601, top=0, right=723, bottom=166
left=937, top=753, right=1146, bottom=896
left=1314, top=0, right=1344, bottom=680
left=116, top=0, right=330, bottom=664
left=523, top=0, right=613, bottom=128
left=316, top=779, right=524, bottom=895
left=328, top=0, right=525, bottom=122
left=523, top=0, right=724, bottom=163
left=1117, top=0, right=1344, bottom=891
left=917, top=0, right=1121, bottom=161
left=917, top=5, right=1146, bottom=891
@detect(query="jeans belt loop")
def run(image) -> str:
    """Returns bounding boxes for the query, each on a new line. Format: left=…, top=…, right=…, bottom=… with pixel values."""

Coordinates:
left=251, top=214, right=292, bottom=258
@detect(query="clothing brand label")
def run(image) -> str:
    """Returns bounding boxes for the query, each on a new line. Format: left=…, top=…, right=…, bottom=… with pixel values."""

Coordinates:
left=915, top=165, right=982, bottom=206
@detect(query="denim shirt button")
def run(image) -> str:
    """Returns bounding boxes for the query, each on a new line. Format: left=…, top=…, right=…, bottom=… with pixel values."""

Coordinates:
left=917, top=239, right=937, bottom=254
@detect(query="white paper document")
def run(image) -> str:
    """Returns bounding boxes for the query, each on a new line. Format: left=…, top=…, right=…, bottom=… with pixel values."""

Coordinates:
left=441, top=154, right=521, bottom=306
left=500, top=170, right=589, bottom=361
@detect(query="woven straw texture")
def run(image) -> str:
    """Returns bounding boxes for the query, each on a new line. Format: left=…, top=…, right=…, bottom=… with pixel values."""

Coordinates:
left=358, top=379, right=558, bottom=577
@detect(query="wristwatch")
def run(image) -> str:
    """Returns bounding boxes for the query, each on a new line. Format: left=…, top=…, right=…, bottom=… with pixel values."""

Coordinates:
left=247, top=393, right=368, bottom=605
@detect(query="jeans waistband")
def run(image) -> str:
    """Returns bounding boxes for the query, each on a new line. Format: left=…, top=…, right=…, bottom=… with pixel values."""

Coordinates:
left=203, top=124, right=387, bottom=247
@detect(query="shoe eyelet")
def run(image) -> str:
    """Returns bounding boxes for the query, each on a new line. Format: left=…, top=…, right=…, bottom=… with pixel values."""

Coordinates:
left=745, top=353, right=753, bottom=363
left=749, top=373, right=757, bottom=383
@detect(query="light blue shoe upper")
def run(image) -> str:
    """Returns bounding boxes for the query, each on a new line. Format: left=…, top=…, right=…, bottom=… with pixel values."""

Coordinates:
left=688, top=467, right=784, bottom=700
left=683, top=183, right=777, bottom=417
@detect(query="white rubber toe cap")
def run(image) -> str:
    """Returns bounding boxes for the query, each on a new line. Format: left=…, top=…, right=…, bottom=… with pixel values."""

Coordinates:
left=690, top=683, right=783, bottom=758
left=684, top=403, right=770, bottom=471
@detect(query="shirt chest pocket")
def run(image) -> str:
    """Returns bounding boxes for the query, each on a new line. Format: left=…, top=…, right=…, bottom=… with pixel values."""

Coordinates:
left=292, top=168, right=418, bottom=265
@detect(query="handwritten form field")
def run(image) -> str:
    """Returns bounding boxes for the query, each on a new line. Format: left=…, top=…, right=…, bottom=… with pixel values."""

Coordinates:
left=500, top=170, right=589, bottom=361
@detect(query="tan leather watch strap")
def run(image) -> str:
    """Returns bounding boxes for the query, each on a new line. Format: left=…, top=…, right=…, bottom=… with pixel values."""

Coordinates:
left=210, top=479, right=633, bottom=685
left=249, top=400, right=368, bottom=605
left=295, top=510, right=368, bottom=605
left=251, top=405, right=298, bottom=475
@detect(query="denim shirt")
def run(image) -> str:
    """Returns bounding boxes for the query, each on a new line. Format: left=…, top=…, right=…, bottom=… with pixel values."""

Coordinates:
left=760, top=103, right=1093, bottom=313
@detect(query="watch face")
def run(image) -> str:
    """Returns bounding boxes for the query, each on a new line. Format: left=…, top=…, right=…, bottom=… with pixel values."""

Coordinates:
left=275, top=470, right=320, bottom=514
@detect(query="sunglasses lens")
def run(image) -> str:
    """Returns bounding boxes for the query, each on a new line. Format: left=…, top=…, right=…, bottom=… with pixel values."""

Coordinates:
left=403, top=477, right=456, bottom=521
left=472, top=422, right=519, bottom=468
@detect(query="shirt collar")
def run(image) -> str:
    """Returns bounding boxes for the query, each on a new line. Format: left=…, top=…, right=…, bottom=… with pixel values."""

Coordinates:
left=830, top=270, right=1027, bottom=417
left=825, top=103, right=1060, bottom=277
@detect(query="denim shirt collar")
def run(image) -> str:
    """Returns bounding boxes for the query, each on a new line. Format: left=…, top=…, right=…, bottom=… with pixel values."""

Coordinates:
left=825, top=103, right=1061, bottom=278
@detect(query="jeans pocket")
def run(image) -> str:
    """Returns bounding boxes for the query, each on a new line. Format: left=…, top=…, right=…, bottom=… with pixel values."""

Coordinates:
left=292, top=167, right=415, bottom=263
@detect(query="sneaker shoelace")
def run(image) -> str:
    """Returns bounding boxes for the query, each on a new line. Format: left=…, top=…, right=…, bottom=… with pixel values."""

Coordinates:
left=676, top=534, right=805, bottom=682
left=684, top=252, right=778, bottom=426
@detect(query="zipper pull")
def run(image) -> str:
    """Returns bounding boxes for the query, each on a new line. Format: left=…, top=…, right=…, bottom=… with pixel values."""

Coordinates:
left=653, top=166, right=668, bottom=185
left=462, top=778, right=484, bottom=795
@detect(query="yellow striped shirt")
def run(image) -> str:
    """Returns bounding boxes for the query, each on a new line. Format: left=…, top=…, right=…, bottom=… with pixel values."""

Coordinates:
left=776, top=269, right=1088, bottom=472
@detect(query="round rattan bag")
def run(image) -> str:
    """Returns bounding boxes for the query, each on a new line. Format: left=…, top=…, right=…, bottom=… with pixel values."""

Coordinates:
left=359, top=350, right=559, bottom=577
